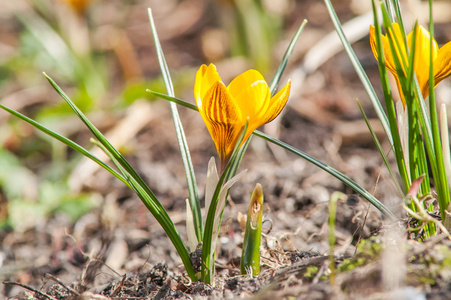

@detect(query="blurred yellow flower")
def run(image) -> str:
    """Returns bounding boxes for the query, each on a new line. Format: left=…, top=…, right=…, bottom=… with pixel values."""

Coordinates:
left=370, top=23, right=451, bottom=104
left=194, top=64, right=291, bottom=170
left=59, top=0, right=94, bottom=14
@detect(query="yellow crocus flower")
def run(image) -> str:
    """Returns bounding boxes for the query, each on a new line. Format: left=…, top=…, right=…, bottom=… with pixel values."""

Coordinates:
left=194, top=64, right=291, bottom=170
left=370, top=23, right=451, bottom=104
left=59, top=0, right=94, bottom=14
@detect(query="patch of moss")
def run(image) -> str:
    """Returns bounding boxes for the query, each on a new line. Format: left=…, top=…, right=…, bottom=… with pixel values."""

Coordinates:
left=355, top=237, right=384, bottom=256
left=337, top=237, right=384, bottom=273
left=338, top=257, right=366, bottom=272
left=406, top=241, right=451, bottom=289
left=304, top=266, right=319, bottom=280
left=438, top=245, right=451, bottom=267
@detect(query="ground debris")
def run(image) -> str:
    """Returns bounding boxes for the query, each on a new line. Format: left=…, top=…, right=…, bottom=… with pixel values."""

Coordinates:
left=4, top=233, right=451, bottom=299
left=147, top=262, right=168, bottom=286
left=290, top=251, right=322, bottom=264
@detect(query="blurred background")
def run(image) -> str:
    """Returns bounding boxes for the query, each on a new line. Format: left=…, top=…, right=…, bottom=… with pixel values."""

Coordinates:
left=1, top=0, right=451, bottom=297
left=0, top=0, right=341, bottom=233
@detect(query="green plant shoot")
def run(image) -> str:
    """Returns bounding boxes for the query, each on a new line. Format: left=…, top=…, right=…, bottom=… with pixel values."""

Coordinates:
left=241, top=183, right=264, bottom=276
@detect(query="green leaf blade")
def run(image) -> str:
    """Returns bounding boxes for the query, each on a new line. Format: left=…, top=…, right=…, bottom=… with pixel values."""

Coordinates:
left=148, top=9, right=202, bottom=241
left=269, top=19, right=307, bottom=95
left=323, top=0, right=392, bottom=146
left=253, top=130, right=397, bottom=221
left=43, top=73, right=198, bottom=281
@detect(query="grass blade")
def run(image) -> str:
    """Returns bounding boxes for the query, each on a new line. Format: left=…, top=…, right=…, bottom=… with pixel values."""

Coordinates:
left=148, top=8, right=202, bottom=241
left=269, top=19, right=307, bottom=94
left=0, top=104, right=129, bottom=187
left=357, top=100, right=403, bottom=197
left=440, top=104, right=451, bottom=187
left=427, top=0, right=450, bottom=219
left=323, top=0, right=392, bottom=146
left=44, top=73, right=153, bottom=197
left=147, top=90, right=198, bottom=110
left=371, top=1, right=410, bottom=192
left=253, top=130, right=397, bottom=221
left=43, top=73, right=198, bottom=280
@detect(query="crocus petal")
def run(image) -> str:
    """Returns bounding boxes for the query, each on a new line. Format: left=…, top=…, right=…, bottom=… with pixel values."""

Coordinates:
left=194, top=64, right=207, bottom=108
left=433, top=41, right=451, bottom=86
left=370, top=24, right=409, bottom=79
left=262, top=80, right=291, bottom=125
left=227, top=70, right=267, bottom=110
left=60, top=0, right=92, bottom=14
left=369, top=26, right=380, bottom=62
left=228, top=71, right=271, bottom=119
left=194, top=64, right=291, bottom=171
left=200, top=81, right=244, bottom=166
left=231, top=80, right=271, bottom=144
left=407, top=25, right=438, bottom=97
left=369, top=23, right=451, bottom=103
left=370, top=24, right=410, bottom=103
left=387, top=23, right=410, bottom=74
left=393, top=76, right=407, bottom=105
left=370, top=25, right=397, bottom=74
left=194, top=64, right=222, bottom=109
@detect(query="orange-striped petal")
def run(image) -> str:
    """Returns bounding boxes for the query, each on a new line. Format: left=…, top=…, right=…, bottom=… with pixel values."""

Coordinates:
left=200, top=81, right=244, bottom=168
left=194, top=64, right=291, bottom=170
left=194, top=64, right=222, bottom=109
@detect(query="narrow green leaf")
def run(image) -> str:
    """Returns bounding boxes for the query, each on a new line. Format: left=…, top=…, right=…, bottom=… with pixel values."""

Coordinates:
left=253, top=130, right=397, bottom=221
left=402, top=24, right=423, bottom=199
left=43, top=73, right=198, bottom=281
left=147, top=90, right=198, bottom=111
left=269, top=19, right=307, bottom=95
left=427, top=0, right=450, bottom=219
left=324, top=0, right=393, bottom=146
left=383, top=0, right=395, bottom=22
left=44, top=73, right=156, bottom=199
left=124, top=170, right=199, bottom=279
left=0, top=104, right=129, bottom=187
left=406, top=23, right=418, bottom=99
left=148, top=9, right=202, bottom=241
left=372, top=1, right=409, bottom=192
left=391, top=0, right=406, bottom=32
left=357, top=100, right=403, bottom=197
left=227, top=138, right=251, bottom=183
left=407, top=103, right=428, bottom=199
left=440, top=105, right=451, bottom=205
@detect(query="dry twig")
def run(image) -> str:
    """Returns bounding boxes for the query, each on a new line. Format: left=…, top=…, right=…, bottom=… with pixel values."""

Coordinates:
left=3, top=281, right=58, bottom=300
